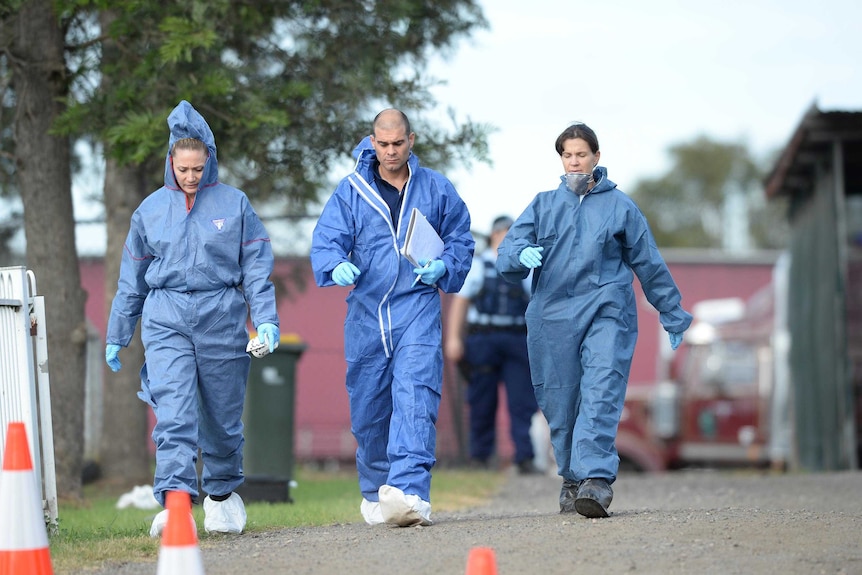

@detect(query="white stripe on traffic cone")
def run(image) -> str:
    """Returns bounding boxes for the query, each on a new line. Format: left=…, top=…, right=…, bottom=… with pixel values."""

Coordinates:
left=156, top=490, right=205, bottom=575
left=0, top=421, right=53, bottom=574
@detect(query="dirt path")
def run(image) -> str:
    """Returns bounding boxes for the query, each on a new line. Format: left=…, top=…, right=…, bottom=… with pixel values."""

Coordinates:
left=86, top=469, right=862, bottom=575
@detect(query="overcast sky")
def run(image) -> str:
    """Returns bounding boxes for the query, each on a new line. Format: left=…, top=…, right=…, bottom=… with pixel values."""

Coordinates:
left=426, top=0, right=862, bottom=234
left=64, top=0, right=861, bottom=256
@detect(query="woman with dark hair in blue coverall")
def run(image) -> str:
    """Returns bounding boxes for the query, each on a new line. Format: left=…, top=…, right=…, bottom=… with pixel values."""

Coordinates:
left=104, top=100, right=280, bottom=537
left=311, top=109, right=474, bottom=527
left=496, top=122, right=692, bottom=518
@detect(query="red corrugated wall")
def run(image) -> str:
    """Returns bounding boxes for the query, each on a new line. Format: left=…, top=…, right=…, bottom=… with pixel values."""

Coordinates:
left=80, top=252, right=777, bottom=465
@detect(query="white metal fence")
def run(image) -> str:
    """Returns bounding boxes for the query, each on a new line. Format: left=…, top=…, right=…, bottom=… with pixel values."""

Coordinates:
left=0, top=266, right=58, bottom=525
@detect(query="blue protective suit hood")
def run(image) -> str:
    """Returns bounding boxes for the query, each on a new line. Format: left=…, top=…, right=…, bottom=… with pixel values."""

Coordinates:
left=352, top=135, right=374, bottom=160
left=164, top=100, right=219, bottom=189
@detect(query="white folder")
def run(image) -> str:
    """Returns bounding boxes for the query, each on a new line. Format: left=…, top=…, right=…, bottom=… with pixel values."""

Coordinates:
left=402, top=208, right=444, bottom=267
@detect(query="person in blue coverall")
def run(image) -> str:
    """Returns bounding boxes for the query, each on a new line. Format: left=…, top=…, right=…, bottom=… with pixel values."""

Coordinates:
left=311, top=109, right=474, bottom=527
left=496, top=122, right=692, bottom=518
left=104, top=100, right=280, bottom=537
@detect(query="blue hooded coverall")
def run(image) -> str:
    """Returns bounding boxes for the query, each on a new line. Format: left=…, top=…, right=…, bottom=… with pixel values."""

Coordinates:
left=496, top=167, right=692, bottom=485
left=106, top=100, right=279, bottom=506
left=310, top=137, right=474, bottom=503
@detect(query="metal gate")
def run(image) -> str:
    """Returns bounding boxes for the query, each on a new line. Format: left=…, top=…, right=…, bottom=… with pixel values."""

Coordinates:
left=0, top=266, right=58, bottom=525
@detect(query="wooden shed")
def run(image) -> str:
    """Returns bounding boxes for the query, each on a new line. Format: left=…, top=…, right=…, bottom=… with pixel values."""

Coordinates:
left=764, top=103, right=862, bottom=470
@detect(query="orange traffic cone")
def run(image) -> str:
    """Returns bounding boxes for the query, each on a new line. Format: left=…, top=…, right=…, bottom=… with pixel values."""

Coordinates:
left=156, top=490, right=205, bottom=575
left=0, top=421, right=53, bottom=574
left=465, top=546, right=498, bottom=575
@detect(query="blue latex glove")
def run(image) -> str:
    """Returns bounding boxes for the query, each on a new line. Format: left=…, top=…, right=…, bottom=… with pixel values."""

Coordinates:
left=257, top=323, right=280, bottom=353
left=332, top=262, right=361, bottom=286
left=413, top=259, right=446, bottom=287
left=105, top=344, right=122, bottom=372
left=669, top=332, right=683, bottom=351
left=519, top=246, right=544, bottom=269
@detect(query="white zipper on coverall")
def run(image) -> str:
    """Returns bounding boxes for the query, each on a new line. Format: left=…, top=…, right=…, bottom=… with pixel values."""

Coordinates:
left=347, top=165, right=412, bottom=358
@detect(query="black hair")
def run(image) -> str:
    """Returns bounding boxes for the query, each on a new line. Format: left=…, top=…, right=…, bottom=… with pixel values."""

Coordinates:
left=554, top=123, right=599, bottom=155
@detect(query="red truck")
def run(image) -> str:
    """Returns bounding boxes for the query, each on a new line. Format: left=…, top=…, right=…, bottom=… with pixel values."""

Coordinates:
left=615, top=255, right=791, bottom=473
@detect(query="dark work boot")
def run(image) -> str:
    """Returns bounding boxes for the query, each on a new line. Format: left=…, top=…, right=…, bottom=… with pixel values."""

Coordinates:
left=559, top=479, right=580, bottom=513
left=575, top=478, right=613, bottom=518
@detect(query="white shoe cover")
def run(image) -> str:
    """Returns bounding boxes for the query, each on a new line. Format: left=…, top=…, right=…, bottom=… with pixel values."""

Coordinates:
left=378, top=485, right=432, bottom=527
left=360, top=498, right=384, bottom=525
left=149, top=508, right=197, bottom=539
left=204, top=492, right=247, bottom=534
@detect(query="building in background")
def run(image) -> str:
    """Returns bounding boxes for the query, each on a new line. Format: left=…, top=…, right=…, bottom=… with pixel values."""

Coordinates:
left=764, top=103, right=862, bottom=471
left=79, top=251, right=776, bottom=467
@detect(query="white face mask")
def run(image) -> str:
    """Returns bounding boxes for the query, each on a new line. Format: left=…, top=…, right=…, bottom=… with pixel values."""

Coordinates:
left=564, top=172, right=592, bottom=195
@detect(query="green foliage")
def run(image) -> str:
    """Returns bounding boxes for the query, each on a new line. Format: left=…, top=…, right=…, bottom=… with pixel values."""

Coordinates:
left=0, top=0, right=27, bottom=19
left=157, top=18, right=219, bottom=63
left=628, top=136, right=789, bottom=250
left=103, top=110, right=168, bottom=164
left=55, top=0, right=490, bottom=210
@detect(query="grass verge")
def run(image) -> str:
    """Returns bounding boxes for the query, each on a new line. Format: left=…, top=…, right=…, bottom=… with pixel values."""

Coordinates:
left=49, top=466, right=504, bottom=574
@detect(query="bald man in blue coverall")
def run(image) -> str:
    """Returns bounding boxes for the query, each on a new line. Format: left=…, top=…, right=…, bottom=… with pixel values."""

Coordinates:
left=311, top=109, right=473, bottom=527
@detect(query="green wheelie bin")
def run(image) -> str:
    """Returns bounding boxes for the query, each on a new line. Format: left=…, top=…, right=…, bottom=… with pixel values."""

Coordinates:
left=238, top=333, right=305, bottom=503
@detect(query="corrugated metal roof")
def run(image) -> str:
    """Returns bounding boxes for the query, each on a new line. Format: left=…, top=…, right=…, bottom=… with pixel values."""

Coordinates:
left=764, top=103, right=862, bottom=199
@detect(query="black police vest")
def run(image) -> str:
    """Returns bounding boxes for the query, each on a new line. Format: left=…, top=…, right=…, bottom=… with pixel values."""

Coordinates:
left=473, top=259, right=529, bottom=322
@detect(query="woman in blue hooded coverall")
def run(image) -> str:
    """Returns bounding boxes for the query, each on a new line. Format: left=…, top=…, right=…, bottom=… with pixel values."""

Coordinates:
left=310, top=109, right=473, bottom=527
left=496, top=122, right=692, bottom=518
left=104, top=100, right=280, bottom=536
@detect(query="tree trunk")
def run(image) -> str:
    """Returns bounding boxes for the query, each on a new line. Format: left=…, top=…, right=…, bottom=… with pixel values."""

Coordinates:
left=96, top=8, right=154, bottom=484
left=99, top=156, right=152, bottom=483
left=10, top=0, right=86, bottom=500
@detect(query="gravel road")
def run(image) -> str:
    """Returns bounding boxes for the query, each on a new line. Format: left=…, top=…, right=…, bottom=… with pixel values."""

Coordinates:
left=86, top=468, right=862, bottom=575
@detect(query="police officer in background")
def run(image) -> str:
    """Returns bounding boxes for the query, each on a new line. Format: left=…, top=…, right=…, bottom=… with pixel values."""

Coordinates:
left=445, top=216, right=540, bottom=474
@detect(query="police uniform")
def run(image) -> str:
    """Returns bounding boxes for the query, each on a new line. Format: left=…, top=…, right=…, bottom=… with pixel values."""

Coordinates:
left=460, top=250, right=538, bottom=469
